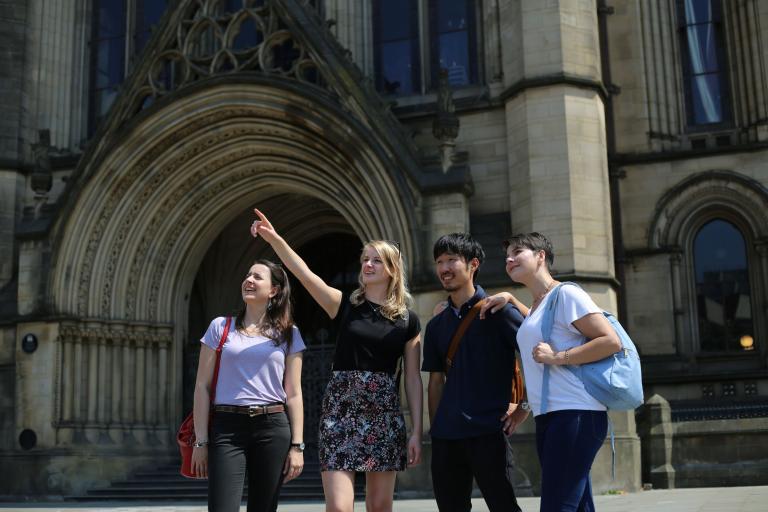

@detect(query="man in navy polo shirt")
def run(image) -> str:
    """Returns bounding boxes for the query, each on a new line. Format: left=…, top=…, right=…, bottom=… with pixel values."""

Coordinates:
left=423, top=233, right=529, bottom=512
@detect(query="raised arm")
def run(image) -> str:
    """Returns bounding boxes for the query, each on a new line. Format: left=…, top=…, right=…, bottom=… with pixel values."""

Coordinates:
left=251, top=208, right=343, bottom=318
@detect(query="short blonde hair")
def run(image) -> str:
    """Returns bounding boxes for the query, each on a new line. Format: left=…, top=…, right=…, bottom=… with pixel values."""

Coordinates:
left=349, top=240, right=411, bottom=320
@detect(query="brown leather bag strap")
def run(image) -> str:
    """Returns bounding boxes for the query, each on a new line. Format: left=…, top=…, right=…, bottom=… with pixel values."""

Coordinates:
left=510, top=358, right=524, bottom=404
left=444, top=301, right=484, bottom=374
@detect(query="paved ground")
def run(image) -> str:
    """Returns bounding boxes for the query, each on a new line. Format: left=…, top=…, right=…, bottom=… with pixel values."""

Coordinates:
left=1, top=486, right=767, bottom=512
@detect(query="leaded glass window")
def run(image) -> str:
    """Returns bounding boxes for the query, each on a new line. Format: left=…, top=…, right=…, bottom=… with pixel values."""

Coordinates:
left=429, top=0, right=477, bottom=87
left=677, top=0, right=730, bottom=126
left=88, top=0, right=168, bottom=132
left=373, top=0, right=421, bottom=95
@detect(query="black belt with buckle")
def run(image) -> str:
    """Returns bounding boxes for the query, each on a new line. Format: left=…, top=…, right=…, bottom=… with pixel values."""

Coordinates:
left=214, top=404, right=286, bottom=417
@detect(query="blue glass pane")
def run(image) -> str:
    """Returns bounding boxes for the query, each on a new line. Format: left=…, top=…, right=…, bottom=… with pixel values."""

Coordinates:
left=375, top=0, right=414, bottom=42
left=95, top=37, right=126, bottom=88
left=690, top=74, right=723, bottom=124
left=685, top=24, right=719, bottom=74
left=233, top=16, right=262, bottom=49
left=96, top=0, right=126, bottom=39
left=135, top=0, right=167, bottom=34
left=135, top=30, right=149, bottom=53
left=684, top=0, right=714, bottom=24
left=694, top=219, right=753, bottom=352
left=437, top=0, right=469, bottom=33
left=272, top=39, right=300, bottom=72
left=694, top=220, right=747, bottom=280
left=224, top=0, right=241, bottom=12
left=95, top=85, right=120, bottom=118
left=438, top=31, right=470, bottom=86
left=380, top=40, right=415, bottom=95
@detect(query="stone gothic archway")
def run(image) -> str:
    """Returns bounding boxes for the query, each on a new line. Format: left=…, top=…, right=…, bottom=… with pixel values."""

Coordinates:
left=34, top=2, right=473, bottom=490
left=46, top=77, right=423, bottom=449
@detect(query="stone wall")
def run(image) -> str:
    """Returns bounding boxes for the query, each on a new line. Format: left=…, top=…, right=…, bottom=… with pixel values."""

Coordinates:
left=637, top=395, right=768, bottom=488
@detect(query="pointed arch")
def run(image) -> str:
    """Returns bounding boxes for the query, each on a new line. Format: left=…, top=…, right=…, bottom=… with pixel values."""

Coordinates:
left=49, top=76, right=422, bottom=323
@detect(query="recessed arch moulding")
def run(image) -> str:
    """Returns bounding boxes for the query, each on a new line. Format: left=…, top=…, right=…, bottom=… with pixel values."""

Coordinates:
left=40, top=81, right=430, bottom=447
left=50, top=82, right=422, bottom=326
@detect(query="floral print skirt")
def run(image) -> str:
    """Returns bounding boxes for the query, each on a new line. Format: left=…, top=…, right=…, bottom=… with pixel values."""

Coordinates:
left=319, top=370, right=407, bottom=472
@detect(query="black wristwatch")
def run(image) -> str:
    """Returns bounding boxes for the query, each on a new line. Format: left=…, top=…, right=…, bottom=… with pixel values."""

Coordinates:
left=290, top=442, right=305, bottom=452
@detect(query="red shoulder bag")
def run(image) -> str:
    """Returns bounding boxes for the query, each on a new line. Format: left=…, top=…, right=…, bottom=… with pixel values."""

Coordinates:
left=177, top=317, right=231, bottom=478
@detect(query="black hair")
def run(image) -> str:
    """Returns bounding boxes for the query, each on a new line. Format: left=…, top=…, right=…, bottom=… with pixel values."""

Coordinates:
left=433, top=233, right=486, bottom=281
left=503, top=232, right=554, bottom=270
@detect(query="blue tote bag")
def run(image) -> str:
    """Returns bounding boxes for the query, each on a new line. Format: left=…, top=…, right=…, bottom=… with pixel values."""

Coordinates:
left=539, top=283, right=643, bottom=414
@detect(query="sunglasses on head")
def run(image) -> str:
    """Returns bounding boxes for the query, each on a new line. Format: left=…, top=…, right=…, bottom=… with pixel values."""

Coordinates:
left=384, top=240, right=401, bottom=255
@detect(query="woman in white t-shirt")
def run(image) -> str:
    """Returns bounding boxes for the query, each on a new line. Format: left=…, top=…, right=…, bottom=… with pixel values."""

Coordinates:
left=484, top=232, right=621, bottom=512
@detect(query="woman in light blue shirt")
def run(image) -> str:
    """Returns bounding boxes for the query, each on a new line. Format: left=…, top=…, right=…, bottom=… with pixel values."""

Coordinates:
left=191, top=259, right=306, bottom=512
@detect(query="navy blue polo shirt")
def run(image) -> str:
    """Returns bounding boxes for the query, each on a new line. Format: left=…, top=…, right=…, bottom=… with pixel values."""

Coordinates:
left=422, top=285, right=524, bottom=440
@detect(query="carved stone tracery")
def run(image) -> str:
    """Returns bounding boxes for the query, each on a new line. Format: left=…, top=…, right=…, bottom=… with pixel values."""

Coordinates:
left=137, top=0, right=324, bottom=111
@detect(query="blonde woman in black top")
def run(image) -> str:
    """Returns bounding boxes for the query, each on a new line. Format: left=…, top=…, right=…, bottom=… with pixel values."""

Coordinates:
left=251, top=209, right=422, bottom=512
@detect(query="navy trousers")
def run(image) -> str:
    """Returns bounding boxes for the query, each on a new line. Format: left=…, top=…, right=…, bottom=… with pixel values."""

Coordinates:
left=535, top=410, right=607, bottom=512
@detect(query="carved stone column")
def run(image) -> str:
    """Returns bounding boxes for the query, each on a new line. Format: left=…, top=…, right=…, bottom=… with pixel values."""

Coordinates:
left=72, top=329, right=87, bottom=444
left=669, top=251, right=687, bottom=354
left=110, top=323, right=125, bottom=440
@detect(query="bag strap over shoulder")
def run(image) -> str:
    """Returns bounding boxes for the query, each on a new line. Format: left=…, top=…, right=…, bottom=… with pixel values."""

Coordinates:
left=444, top=301, right=483, bottom=374
left=209, top=316, right=232, bottom=405
left=541, top=284, right=566, bottom=415
left=540, top=282, right=588, bottom=413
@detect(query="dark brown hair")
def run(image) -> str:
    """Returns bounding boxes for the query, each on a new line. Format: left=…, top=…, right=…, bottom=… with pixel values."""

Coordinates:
left=235, top=259, right=295, bottom=351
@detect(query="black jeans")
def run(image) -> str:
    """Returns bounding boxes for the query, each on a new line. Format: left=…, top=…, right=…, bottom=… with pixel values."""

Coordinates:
left=431, top=431, right=521, bottom=512
left=208, top=410, right=291, bottom=512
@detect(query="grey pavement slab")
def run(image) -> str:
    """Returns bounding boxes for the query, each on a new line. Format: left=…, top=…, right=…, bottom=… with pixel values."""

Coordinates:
left=1, top=486, right=766, bottom=512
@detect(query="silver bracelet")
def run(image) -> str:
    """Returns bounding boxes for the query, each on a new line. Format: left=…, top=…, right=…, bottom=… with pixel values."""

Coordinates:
left=193, top=439, right=209, bottom=448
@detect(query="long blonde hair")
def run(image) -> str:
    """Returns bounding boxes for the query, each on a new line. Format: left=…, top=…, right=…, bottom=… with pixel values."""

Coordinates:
left=349, top=240, right=411, bottom=321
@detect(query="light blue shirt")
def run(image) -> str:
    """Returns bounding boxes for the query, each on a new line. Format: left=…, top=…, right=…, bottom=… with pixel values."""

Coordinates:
left=201, top=317, right=305, bottom=405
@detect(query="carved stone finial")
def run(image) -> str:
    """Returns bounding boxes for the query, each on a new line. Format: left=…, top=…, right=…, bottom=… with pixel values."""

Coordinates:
left=31, top=129, right=53, bottom=217
left=432, top=69, right=459, bottom=173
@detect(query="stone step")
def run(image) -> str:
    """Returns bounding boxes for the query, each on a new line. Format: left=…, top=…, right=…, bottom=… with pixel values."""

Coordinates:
left=67, top=462, right=363, bottom=502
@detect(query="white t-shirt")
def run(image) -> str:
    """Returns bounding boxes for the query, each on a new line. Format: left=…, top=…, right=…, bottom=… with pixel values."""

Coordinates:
left=517, top=285, right=607, bottom=416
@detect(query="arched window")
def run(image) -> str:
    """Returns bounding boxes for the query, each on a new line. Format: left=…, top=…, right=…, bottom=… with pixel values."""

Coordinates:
left=693, top=219, right=754, bottom=352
